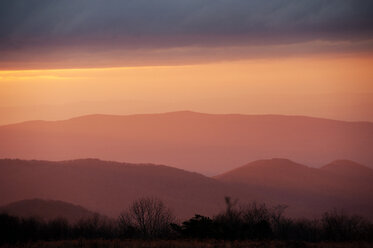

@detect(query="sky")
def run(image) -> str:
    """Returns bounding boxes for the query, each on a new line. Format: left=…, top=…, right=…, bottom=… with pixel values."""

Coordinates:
left=0, top=0, right=373, bottom=124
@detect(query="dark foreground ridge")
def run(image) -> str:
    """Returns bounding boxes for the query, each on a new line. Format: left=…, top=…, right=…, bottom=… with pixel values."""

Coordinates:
left=1, top=197, right=373, bottom=245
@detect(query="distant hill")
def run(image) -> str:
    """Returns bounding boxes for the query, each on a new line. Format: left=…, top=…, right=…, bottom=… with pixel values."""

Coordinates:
left=216, top=159, right=309, bottom=180
left=216, top=159, right=325, bottom=191
left=0, top=111, right=372, bottom=175
left=1, top=158, right=372, bottom=220
left=321, top=159, right=373, bottom=177
left=215, top=158, right=373, bottom=218
left=0, top=159, right=258, bottom=219
left=0, top=199, right=97, bottom=223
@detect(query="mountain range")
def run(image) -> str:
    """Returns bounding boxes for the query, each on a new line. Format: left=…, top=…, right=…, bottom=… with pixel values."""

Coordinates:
left=0, top=111, right=372, bottom=175
left=1, top=158, right=372, bottom=220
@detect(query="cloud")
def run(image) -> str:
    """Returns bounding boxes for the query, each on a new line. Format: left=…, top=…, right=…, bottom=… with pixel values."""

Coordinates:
left=0, top=0, right=372, bottom=69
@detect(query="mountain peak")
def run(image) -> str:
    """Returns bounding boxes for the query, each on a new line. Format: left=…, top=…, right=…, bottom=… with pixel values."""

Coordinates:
left=244, top=158, right=306, bottom=169
left=322, top=160, right=371, bottom=173
left=215, top=158, right=308, bottom=180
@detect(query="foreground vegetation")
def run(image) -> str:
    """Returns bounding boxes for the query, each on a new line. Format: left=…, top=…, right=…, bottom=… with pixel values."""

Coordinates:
left=1, top=240, right=373, bottom=248
left=1, top=197, right=372, bottom=247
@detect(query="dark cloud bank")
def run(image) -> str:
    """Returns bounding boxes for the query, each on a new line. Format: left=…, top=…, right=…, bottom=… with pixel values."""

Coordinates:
left=0, top=0, right=372, bottom=68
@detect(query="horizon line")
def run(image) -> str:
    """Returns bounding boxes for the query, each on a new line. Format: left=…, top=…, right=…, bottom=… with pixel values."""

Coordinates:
left=1, top=110, right=372, bottom=127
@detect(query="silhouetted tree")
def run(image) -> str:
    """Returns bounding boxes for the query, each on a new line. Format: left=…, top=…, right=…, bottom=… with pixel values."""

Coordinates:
left=321, top=209, right=371, bottom=241
left=118, top=197, right=174, bottom=239
left=73, top=214, right=115, bottom=239
left=214, top=197, right=245, bottom=240
left=241, top=202, right=273, bottom=239
left=45, top=217, right=70, bottom=240
left=0, top=214, right=20, bottom=244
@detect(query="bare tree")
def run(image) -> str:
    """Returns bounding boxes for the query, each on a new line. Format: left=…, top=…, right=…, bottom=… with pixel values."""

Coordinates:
left=119, top=197, right=174, bottom=239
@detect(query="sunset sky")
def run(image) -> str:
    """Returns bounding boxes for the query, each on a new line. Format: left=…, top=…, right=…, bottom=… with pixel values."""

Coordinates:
left=1, top=0, right=373, bottom=124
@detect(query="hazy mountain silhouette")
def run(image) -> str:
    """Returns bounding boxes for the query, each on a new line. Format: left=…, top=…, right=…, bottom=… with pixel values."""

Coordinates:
left=216, top=158, right=373, bottom=218
left=216, top=158, right=325, bottom=191
left=321, top=159, right=373, bottom=177
left=0, top=159, right=259, bottom=219
left=1, top=158, right=372, bottom=219
left=320, top=160, right=373, bottom=194
left=0, top=199, right=97, bottom=223
left=0, top=111, right=372, bottom=175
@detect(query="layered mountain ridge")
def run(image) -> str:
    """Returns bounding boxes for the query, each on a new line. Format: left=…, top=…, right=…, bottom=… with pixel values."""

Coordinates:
left=1, top=158, right=372, bottom=220
left=0, top=111, right=372, bottom=175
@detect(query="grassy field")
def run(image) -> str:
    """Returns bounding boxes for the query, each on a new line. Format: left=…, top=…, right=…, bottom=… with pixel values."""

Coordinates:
left=1, top=240, right=372, bottom=248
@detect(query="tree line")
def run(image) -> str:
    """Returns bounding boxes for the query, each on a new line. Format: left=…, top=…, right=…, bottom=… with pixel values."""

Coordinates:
left=1, top=197, right=373, bottom=244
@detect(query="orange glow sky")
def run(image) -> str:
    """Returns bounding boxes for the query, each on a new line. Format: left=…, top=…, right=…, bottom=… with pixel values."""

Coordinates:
left=1, top=53, right=372, bottom=124
left=1, top=1, right=373, bottom=124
